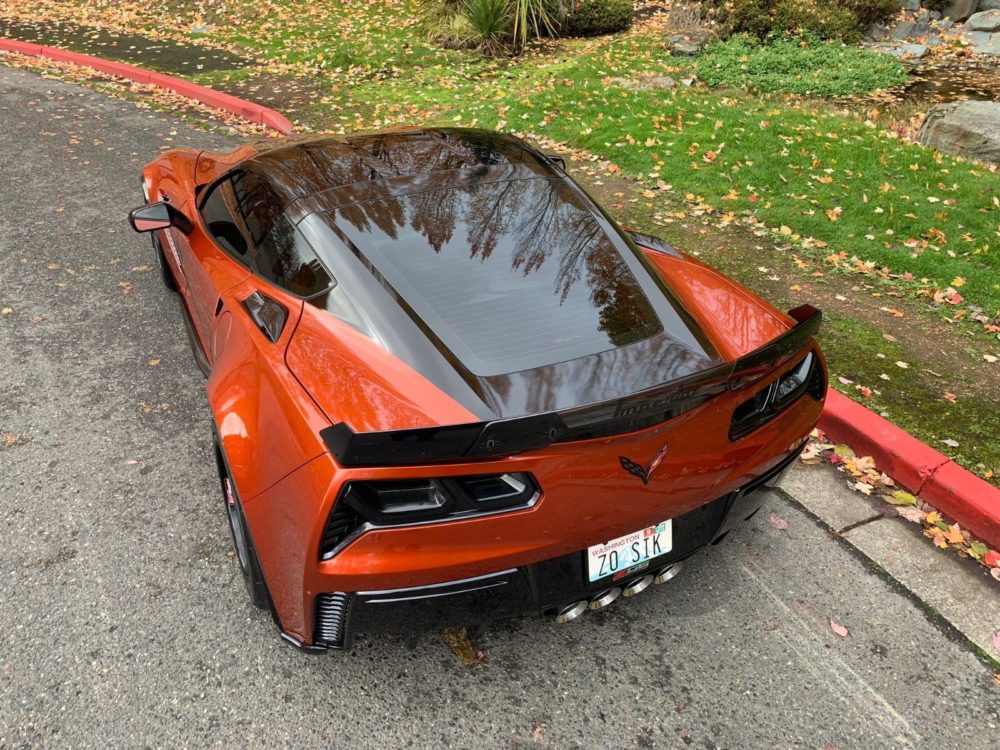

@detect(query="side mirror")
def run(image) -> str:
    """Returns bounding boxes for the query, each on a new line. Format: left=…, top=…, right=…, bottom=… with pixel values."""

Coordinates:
left=546, top=154, right=566, bottom=170
left=128, top=201, right=191, bottom=234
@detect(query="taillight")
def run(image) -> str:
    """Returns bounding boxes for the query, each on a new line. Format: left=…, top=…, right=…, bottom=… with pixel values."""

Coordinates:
left=347, top=479, right=451, bottom=522
left=771, top=352, right=815, bottom=406
left=729, top=352, right=824, bottom=441
left=320, top=472, right=539, bottom=559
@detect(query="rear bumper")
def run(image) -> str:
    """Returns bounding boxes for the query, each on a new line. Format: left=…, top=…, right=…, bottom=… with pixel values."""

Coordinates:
left=285, top=443, right=801, bottom=652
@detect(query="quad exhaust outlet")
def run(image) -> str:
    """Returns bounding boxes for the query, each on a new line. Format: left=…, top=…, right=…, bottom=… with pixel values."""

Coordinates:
left=622, top=574, right=654, bottom=598
left=555, top=600, right=589, bottom=623
left=653, top=562, right=683, bottom=585
left=588, top=587, right=621, bottom=610
left=555, top=561, right=685, bottom=622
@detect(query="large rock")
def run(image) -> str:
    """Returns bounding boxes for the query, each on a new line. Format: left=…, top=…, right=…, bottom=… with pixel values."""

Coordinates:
left=962, top=28, right=1000, bottom=52
left=943, top=0, right=978, bottom=20
left=665, top=33, right=706, bottom=56
left=969, top=32, right=1000, bottom=53
left=978, top=0, right=1000, bottom=12
left=966, top=9, right=1000, bottom=29
left=874, top=42, right=930, bottom=58
left=918, top=101, right=1000, bottom=164
left=891, top=19, right=916, bottom=38
left=867, top=21, right=891, bottom=39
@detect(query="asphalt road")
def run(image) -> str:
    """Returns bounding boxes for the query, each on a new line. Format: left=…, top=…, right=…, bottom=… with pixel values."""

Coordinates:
left=1, top=64, right=998, bottom=749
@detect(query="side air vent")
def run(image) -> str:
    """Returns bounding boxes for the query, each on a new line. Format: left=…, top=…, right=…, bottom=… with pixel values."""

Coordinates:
left=314, top=592, right=353, bottom=648
left=320, top=502, right=364, bottom=560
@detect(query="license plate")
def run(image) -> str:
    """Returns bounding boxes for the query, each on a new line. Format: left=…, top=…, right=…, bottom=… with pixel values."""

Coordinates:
left=587, top=520, right=673, bottom=583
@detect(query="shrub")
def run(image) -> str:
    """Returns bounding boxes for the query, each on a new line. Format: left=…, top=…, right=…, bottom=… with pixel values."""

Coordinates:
left=423, top=1, right=478, bottom=49
left=464, top=0, right=512, bottom=55
left=707, top=0, right=900, bottom=42
left=696, top=34, right=909, bottom=96
left=836, top=0, right=904, bottom=29
left=560, top=0, right=635, bottom=37
left=421, top=0, right=556, bottom=54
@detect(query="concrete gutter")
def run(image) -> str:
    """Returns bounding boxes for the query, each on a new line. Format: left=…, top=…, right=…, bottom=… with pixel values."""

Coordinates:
left=781, top=461, right=1000, bottom=662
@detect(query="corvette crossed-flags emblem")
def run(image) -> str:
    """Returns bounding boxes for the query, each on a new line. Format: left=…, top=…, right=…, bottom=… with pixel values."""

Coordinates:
left=618, top=444, right=668, bottom=485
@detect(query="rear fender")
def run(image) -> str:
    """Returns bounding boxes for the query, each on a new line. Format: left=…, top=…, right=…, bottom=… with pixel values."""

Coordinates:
left=207, top=279, right=328, bottom=504
left=641, top=246, right=791, bottom=361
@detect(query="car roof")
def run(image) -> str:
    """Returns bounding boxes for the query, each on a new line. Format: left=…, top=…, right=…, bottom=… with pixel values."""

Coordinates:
left=242, top=128, right=556, bottom=216
left=230, top=129, right=720, bottom=414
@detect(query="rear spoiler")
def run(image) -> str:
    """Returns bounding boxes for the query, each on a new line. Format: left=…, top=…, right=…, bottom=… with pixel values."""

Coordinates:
left=321, top=305, right=822, bottom=467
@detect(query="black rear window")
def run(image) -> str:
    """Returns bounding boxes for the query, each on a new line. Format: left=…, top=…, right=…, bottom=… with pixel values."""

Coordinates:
left=324, top=178, right=663, bottom=376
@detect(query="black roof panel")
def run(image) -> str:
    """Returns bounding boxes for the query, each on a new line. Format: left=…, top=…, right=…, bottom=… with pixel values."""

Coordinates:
left=245, top=129, right=552, bottom=215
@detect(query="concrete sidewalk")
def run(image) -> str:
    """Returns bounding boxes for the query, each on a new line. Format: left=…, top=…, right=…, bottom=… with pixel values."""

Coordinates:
left=1, top=62, right=998, bottom=749
left=783, top=463, right=1000, bottom=663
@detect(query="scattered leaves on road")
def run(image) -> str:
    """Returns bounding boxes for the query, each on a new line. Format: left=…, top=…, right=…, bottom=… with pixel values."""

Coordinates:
left=442, top=626, right=485, bottom=666
left=887, top=490, right=918, bottom=506
left=768, top=512, right=789, bottom=532
left=829, top=618, right=849, bottom=637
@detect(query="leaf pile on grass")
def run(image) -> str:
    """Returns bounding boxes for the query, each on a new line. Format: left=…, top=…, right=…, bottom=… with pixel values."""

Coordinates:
left=801, top=432, right=1000, bottom=580
left=695, top=35, right=909, bottom=97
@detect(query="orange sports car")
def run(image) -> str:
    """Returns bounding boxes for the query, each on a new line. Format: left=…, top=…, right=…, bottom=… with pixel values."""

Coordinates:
left=128, top=128, right=825, bottom=652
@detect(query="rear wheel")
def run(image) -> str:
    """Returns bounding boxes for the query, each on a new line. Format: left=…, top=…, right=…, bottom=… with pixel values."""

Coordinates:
left=217, top=447, right=270, bottom=609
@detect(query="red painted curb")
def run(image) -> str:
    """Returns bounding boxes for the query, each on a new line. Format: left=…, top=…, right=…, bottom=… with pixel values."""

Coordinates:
left=0, top=38, right=294, bottom=134
left=819, top=389, right=1000, bottom=550
left=819, top=390, right=949, bottom=492
left=921, top=462, right=1000, bottom=550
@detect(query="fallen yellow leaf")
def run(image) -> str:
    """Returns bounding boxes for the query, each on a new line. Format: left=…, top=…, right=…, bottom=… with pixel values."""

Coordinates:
left=887, top=490, right=918, bottom=506
left=944, top=524, right=964, bottom=545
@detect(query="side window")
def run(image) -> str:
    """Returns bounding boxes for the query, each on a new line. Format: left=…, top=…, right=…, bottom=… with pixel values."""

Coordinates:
left=200, top=171, right=333, bottom=298
left=199, top=176, right=248, bottom=260
left=255, top=215, right=334, bottom=298
left=230, top=169, right=285, bottom=250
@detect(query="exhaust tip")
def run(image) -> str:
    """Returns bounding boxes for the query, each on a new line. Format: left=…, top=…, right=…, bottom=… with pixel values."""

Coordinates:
left=555, top=600, right=589, bottom=623
left=589, top=587, right=622, bottom=610
left=653, top=562, right=684, bottom=585
left=622, top=574, right=654, bottom=598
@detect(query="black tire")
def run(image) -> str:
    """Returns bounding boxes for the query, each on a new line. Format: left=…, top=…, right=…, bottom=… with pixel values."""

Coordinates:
left=151, top=230, right=179, bottom=293
left=216, top=445, right=270, bottom=610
